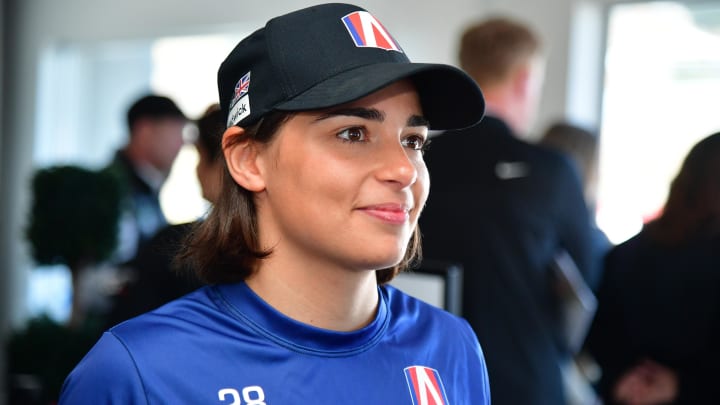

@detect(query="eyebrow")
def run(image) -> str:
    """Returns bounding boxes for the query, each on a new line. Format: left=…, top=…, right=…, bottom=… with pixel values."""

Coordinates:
left=315, top=108, right=430, bottom=128
left=315, top=107, right=384, bottom=122
left=407, top=115, right=429, bottom=128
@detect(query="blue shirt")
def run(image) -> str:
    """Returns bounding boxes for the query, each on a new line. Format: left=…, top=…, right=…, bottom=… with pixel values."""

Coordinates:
left=60, top=282, right=490, bottom=404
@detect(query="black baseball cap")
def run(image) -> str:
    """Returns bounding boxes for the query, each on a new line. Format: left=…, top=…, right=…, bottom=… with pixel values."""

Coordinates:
left=218, top=3, right=485, bottom=131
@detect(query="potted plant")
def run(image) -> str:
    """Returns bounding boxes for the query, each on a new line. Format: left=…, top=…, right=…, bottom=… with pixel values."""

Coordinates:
left=7, top=165, right=123, bottom=404
left=26, top=165, right=122, bottom=327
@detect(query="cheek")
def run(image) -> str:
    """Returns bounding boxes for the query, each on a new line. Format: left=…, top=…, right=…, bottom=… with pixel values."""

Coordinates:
left=162, top=126, right=184, bottom=148
left=272, top=158, right=354, bottom=222
left=288, top=158, right=347, bottom=200
left=157, top=134, right=182, bottom=159
left=413, top=161, right=430, bottom=215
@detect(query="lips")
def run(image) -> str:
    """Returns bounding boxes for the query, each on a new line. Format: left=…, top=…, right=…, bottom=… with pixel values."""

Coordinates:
left=359, top=203, right=411, bottom=225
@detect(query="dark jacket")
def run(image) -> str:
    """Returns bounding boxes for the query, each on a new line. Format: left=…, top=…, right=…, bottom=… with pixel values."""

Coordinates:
left=585, top=231, right=720, bottom=404
left=419, top=116, right=595, bottom=405
left=106, top=222, right=204, bottom=327
left=104, top=150, right=167, bottom=262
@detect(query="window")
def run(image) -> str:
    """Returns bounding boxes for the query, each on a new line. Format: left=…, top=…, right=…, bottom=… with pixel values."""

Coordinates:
left=597, top=1, right=720, bottom=243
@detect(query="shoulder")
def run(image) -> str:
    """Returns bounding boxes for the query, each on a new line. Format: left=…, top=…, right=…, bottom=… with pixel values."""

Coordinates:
left=101, top=287, right=222, bottom=355
left=380, top=285, right=487, bottom=374
left=112, top=286, right=216, bottom=331
left=605, top=232, right=646, bottom=263
left=600, top=232, right=649, bottom=283
left=60, top=289, right=215, bottom=404
left=60, top=332, right=148, bottom=404
left=384, top=286, right=491, bottom=403
left=509, top=136, right=577, bottom=177
left=103, top=151, right=131, bottom=175
left=382, top=284, right=478, bottom=342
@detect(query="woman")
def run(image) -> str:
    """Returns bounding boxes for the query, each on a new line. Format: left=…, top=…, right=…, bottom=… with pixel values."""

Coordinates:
left=60, top=4, right=490, bottom=404
left=585, top=132, right=720, bottom=404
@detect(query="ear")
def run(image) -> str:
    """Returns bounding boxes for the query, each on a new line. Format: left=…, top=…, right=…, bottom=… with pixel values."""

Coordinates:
left=222, top=126, right=266, bottom=192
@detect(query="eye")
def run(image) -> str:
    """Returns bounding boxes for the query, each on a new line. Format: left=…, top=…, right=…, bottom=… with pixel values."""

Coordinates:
left=401, top=134, right=428, bottom=151
left=337, top=127, right=367, bottom=143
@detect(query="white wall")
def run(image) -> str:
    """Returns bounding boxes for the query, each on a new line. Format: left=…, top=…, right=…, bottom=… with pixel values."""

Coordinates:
left=0, top=0, right=610, bottom=331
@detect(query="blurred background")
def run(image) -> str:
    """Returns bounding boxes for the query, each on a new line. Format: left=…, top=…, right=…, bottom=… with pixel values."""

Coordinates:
left=2, top=0, right=720, bottom=402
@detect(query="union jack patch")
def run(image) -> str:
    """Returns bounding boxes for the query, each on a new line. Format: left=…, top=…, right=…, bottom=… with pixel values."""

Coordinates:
left=231, top=71, right=251, bottom=107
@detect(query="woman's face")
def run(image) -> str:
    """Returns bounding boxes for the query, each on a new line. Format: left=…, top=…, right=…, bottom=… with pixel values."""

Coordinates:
left=254, top=80, right=429, bottom=272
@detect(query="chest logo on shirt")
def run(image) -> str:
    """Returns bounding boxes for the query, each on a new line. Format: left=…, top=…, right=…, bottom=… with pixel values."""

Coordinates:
left=495, top=160, right=529, bottom=180
left=403, top=366, right=449, bottom=405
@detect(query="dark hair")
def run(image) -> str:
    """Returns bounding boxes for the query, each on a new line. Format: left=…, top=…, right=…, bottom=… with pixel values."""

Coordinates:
left=195, top=104, right=224, bottom=161
left=539, top=122, right=599, bottom=200
left=177, top=111, right=421, bottom=285
left=126, top=94, right=186, bottom=132
left=646, top=132, right=720, bottom=245
left=459, top=17, right=540, bottom=87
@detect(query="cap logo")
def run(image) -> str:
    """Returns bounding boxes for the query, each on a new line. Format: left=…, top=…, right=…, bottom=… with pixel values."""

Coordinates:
left=341, top=11, right=402, bottom=52
left=228, top=71, right=251, bottom=127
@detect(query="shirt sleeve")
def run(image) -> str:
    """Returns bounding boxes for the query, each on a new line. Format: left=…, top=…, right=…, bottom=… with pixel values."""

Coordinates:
left=59, top=331, right=148, bottom=404
left=459, top=318, right=492, bottom=404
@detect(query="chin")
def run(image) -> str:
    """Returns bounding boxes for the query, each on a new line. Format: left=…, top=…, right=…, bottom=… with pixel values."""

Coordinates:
left=355, top=251, right=405, bottom=272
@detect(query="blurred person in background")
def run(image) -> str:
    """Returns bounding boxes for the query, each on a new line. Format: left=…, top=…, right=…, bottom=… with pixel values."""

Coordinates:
left=85, top=94, right=188, bottom=330
left=419, top=17, right=595, bottom=405
left=540, top=121, right=612, bottom=288
left=6, top=95, right=188, bottom=405
left=105, top=94, right=187, bottom=263
left=106, top=104, right=223, bottom=326
left=585, top=131, right=720, bottom=405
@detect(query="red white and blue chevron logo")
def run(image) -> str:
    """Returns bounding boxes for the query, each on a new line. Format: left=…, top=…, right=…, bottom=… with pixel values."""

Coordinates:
left=341, top=11, right=402, bottom=52
left=404, top=366, right=449, bottom=405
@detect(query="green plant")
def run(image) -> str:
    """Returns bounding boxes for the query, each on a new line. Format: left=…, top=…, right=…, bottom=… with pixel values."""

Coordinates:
left=11, top=165, right=124, bottom=403
left=6, top=315, right=101, bottom=404
left=26, top=165, right=122, bottom=327
left=27, top=165, right=122, bottom=269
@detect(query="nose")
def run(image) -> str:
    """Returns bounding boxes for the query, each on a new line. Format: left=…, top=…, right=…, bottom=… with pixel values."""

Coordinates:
left=375, top=140, right=418, bottom=188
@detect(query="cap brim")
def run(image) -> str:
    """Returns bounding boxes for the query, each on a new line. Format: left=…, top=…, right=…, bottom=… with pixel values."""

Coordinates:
left=276, top=63, right=485, bottom=131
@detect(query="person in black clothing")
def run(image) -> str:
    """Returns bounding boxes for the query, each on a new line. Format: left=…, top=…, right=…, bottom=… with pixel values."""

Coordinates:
left=540, top=121, right=613, bottom=285
left=106, top=104, right=224, bottom=324
left=419, top=17, right=595, bottom=405
left=105, top=94, right=187, bottom=263
left=585, top=132, right=720, bottom=405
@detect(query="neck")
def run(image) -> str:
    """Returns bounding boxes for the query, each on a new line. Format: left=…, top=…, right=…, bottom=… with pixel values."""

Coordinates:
left=245, top=257, right=379, bottom=332
left=483, top=93, right=526, bottom=136
left=477, top=69, right=537, bottom=137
